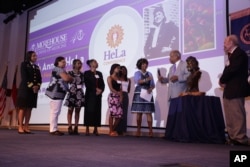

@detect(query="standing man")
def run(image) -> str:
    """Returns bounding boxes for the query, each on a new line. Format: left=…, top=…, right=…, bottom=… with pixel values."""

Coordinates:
left=219, top=34, right=250, bottom=146
left=158, top=50, right=190, bottom=101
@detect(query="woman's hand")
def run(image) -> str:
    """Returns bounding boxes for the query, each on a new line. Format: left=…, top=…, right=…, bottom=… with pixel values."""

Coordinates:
left=158, top=76, right=164, bottom=83
left=96, top=88, right=102, bottom=95
left=32, top=85, right=40, bottom=93
left=119, top=92, right=123, bottom=103
left=142, top=76, right=152, bottom=83
left=147, top=87, right=153, bottom=94
left=146, top=76, right=153, bottom=82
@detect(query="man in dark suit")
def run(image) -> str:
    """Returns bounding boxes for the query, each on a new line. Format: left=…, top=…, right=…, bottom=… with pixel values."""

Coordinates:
left=219, top=35, right=250, bottom=146
left=144, top=6, right=179, bottom=59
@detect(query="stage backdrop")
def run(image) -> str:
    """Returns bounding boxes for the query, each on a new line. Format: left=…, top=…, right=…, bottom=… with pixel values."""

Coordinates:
left=27, top=0, right=228, bottom=128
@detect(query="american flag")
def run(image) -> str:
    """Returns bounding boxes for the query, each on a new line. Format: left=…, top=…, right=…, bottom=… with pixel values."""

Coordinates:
left=0, top=67, right=8, bottom=119
left=8, top=66, right=18, bottom=116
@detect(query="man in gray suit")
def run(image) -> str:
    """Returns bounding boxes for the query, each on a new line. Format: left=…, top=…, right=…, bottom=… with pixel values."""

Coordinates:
left=158, top=50, right=190, bottom=101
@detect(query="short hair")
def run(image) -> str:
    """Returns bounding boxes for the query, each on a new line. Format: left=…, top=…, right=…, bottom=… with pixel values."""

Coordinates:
left=136, top=58, right=148, bottom=69
left=110, top=63, right=120, bottom=75
left=54, top=56, right=65, bottom=67
left=153, top=6, right=166, bottom=25
left=86, top=59, right=95, bottom=67
left=72, top=59, right=82, bottom=69
left=170, top=50, right=181, bottom=58
left=25, top=51, right=35, bottom=62
left=228, top=34, right=239, bottom=46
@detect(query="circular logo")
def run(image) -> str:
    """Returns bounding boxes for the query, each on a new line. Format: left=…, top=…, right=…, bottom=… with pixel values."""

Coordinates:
left=89, top=6, right=143, bottom=77
left=240, top=23, right=250, bottom=45
left=106, top=25, right=124, bottom=48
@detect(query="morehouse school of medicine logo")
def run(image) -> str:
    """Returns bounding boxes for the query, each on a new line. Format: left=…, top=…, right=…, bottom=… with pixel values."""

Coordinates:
left=106, top=25, right=124, bottom=48
left=240, top=23, right=250, bottom=45
left=30, top=33, right=67, bottom=53
left=30, top=29, right=85, bottom=54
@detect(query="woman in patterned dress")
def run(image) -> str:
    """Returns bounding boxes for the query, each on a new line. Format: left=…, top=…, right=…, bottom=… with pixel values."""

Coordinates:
left=131, top=58, right=155, bottom=137
left=64, top=59, right=84, bottom=135
left=107, top=64, right=123, bottom=136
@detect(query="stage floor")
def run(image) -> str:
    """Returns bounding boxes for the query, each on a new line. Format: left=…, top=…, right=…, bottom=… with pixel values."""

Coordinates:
left=0, top=127, right=249, bottom=167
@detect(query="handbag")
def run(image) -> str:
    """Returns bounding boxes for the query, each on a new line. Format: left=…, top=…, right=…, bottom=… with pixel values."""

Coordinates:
left=45, top=80, right=67, bottom=100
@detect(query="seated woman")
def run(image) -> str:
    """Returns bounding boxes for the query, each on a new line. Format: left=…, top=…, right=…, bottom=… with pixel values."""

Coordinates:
left=180, top=56, right=205, bottom=96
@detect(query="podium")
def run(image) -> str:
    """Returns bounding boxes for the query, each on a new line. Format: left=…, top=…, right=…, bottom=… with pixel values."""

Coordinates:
left=165, top=95, right=226, bottom=144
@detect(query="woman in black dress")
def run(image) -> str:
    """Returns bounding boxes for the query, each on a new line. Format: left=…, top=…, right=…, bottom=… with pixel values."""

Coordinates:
left=16, top=51, right=42, bottom=134
left=83, top=59, right=105, bottom=136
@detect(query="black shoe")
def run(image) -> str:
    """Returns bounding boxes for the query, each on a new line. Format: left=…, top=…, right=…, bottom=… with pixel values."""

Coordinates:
left=68, top=126, right=73, bottom=135
left=50, top=131, right=64, bottom=136
left=24, top=130, right=34, bottom=134
left=85, top=130, right=90, bottom=136
left=73, top=126, right=79, bottom=135
left=18, top=131, right=26, bottom=134
left=227, top=139, right=249, bottom=146
left=85, top=127, right=90, bottom=136
left=93, top=129, right=99, bottom=136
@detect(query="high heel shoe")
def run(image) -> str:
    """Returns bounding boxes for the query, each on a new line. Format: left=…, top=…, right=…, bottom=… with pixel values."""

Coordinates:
left=18, top=130, right=25, bottom=134
left=85, top=129, right=90, bottom=136
left=73, top=126, right=79, bottom=135
left=109, top=131, right=118, bottom=137
left=93, top=129, right=99, bottom=136
left=68, top=126, right=73, bottom=135
left=24, top=130, right=34, bottom=134
left=149, top=131, right=153, bottom=138
left=136, top=130, right=141, bottom=137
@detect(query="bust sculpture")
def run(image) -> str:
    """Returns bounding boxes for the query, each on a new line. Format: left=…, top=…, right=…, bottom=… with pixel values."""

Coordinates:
left=180, top=56, right=205, bottom=96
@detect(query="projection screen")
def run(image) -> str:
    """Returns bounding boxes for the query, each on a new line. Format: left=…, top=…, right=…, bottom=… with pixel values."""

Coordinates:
left=27, top=0, right=227, bottom=127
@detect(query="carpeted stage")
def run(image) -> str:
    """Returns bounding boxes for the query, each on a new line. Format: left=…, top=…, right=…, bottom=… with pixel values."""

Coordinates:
left=0, top=126, right=249, bottom=167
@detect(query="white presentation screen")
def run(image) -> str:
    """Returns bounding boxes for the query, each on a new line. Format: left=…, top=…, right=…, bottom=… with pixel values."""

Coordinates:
left=27, top=0, right=227, bottom=127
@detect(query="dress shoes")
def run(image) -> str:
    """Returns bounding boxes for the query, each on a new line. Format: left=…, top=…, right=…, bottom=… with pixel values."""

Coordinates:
left=85, top=129, right=90, bottom=136
left=68, top=126, right=74, bottom=135
left=18, top=131, right=26, bottom=134
left=227, top=139, right=250, bottom=146
left=135, top=131, right=141, bottom=137
left=50, top=130, right=64, bottom=136
left=109, top=131, right=118, bottom=137
left=24, top=130, right=34, bottom=134
left=73, top=126, right=80, bottom=135
left=93, top=129, right=99, bottom=136
left=149, top=131, right=154, bottom=138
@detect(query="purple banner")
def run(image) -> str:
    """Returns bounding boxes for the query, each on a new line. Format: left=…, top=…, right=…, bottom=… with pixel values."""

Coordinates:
left=28, top=0, right=226, bottom=82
